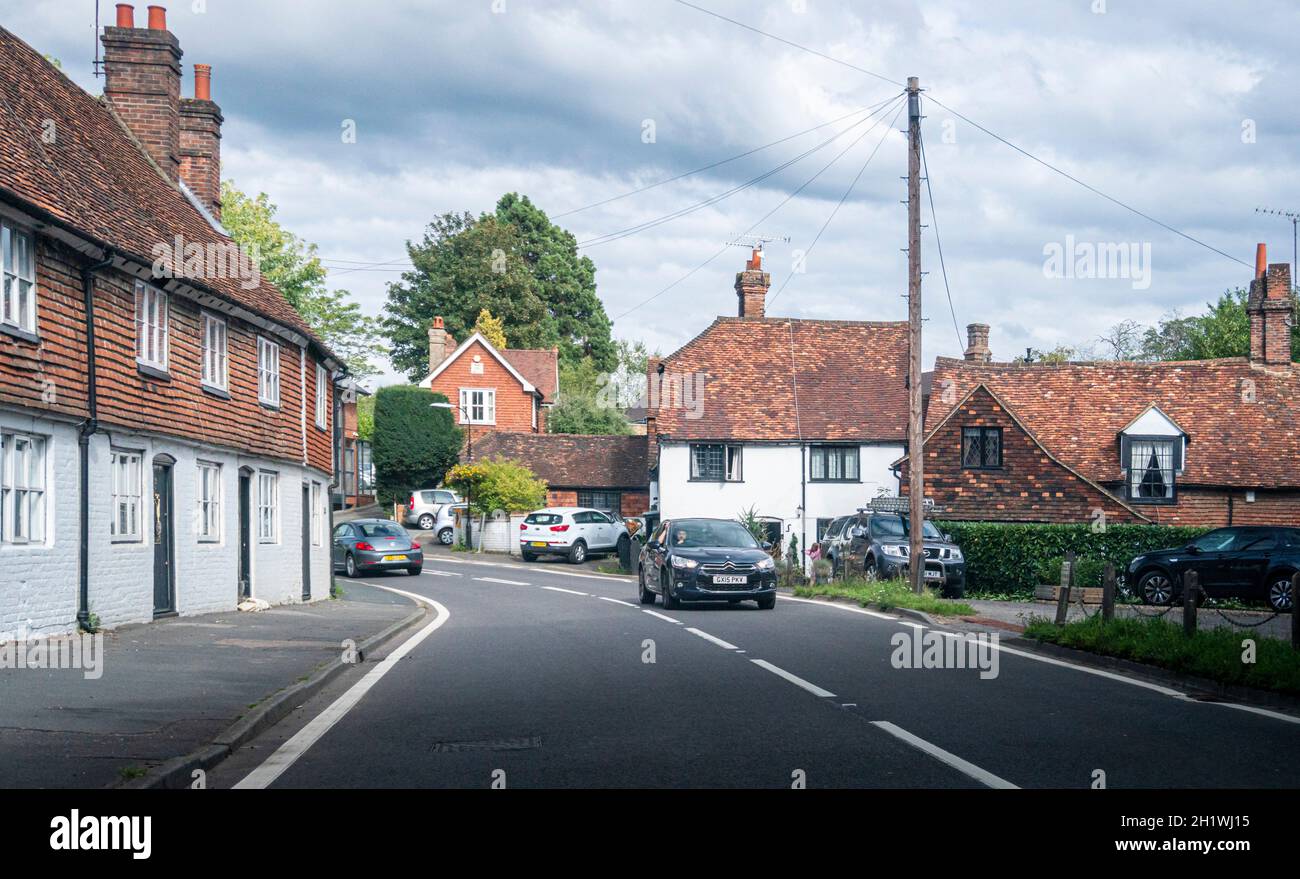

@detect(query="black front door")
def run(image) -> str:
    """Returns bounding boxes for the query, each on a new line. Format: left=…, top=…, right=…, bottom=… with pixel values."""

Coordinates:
left=152, top=461, right=176, bottom=616
left=301, top=484, right=312, bottom=601
left=238, top=471, right=252, bottom=600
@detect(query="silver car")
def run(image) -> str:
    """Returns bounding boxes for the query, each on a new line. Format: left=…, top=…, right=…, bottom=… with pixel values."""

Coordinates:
left=404, top=488, right=460, bottom=531
left=433, top=502, right=465, bottom=546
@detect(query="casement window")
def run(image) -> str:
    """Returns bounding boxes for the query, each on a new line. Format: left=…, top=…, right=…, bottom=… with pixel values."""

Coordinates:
left=577, top=490, right=622, bottom=516
left=257, top=337, right=281, bottom=406
left=134, top=280, right=169, bottom=370
left=315, top=364, right=328, bottom=429
left=690, top=443, right=743, bottom=482
left=311, top=481, right=324, bottom=546
left=810, top=445, right=860, bottom=481
left=961, top=427, right=1003, bottom=470
left=110, top=449, right=143, bottom=541
left=1124, top=437, right=1179, bottom=503
left=196, top=461, right=222, bottom=542
left=0, top=221, right=36, bottom=335
left=201, top=313, right=228, bottom=391
left=458, top=388, right=496, bottom=425
left=257, top=470, right=279, bottom=543
left=0, top=432, right=46, bottom=544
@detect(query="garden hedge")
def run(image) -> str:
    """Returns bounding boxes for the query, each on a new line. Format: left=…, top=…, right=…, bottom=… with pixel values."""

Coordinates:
left=936, top=521, right=1212, bottom=596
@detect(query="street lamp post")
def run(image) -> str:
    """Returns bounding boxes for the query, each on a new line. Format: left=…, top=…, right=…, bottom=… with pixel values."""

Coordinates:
left=432, top=401, right=473, bottom=549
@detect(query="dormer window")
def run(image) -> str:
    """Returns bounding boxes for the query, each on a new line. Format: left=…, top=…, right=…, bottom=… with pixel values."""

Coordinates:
left=1119, top=406, right=1185, bottom=505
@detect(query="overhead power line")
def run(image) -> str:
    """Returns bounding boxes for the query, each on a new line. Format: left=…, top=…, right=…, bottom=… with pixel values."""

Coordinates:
left=919, top=128, right=965, bottom=350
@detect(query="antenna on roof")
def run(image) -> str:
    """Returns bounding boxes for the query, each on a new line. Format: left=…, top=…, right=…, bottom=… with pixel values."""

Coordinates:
left=1256, top=207, right=1299, bottom=293
left=725, top=233, right=790, bottom=254
left=93, top=0, right=104, bottom=78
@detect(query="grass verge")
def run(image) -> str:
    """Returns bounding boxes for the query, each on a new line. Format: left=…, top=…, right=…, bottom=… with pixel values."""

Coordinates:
left=794, top=578, right=975, bottom=616
left=1024, top=614, right=1300, bottom=694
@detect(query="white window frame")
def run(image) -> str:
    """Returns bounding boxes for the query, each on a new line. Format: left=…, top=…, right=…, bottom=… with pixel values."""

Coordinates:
left=196, top=460, right=222, bottom=543
left=257, top=470, right=279, bottom=543
left=458, top=388, right=496, bottom=425
left=110, top=449, right=144, bottom=542
left=315, top=364, right=328, bottom=429
left=1, top=431, right=46, bottom=545
left=134, top=280, right=169, bottom=371
left=201, top=312, right=228, bottom=391
left=311, top=481, right=323, bottom=546
left=0, top=221, right=37, bottom=335
left=258, top=337, right=281, bottom=407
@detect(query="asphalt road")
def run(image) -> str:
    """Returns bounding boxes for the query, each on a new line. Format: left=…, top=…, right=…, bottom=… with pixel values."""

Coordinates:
left=209, top=554, right=1300, bottom=789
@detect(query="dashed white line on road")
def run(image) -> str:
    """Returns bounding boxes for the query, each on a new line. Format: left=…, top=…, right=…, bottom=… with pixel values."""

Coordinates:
left=421, top=570, right=459, bottom=577
left=870, top=721, right=1019, bottom=789
left=541, top=586, right=588, bottom=596
left=598, top=597, right=638, bottom=608
left=475, top=577, right=531, bottom=586
left=686, top=628, right=738, bottom=650
left=642, top=609, right=682, bottom=625
left=750, top=659, right=836, bottom=698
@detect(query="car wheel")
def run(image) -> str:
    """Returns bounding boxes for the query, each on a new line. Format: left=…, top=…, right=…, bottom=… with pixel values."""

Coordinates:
left=864, top=558, right=879, bottom=582
left=407, top=566, right=422, bottom=576
left=522, top=551, right=537, bottom=562
left=568, top=541, right=587, bottom=564
left=437, top=527, right=454, bottom=546
left=1138, top=570, right=1173, bottom=606
left=661, top=571, right=678, bottom=610
left=941, top=582, right=964, bottom=599
left=638, top=567, right=657, bottom=604
left=417, top=514, right=435, bottom=531
left=1267, top=575, right=1295, bottom=612
left=345, top=553, right=358, bottom=578
left=757, top=593, right=776, bottom=610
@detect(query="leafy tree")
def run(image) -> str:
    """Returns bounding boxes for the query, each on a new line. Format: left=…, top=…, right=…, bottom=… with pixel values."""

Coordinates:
left=547, top=357, right=632, bottom=435
left=1139, top=288, right=1299, bottom=362
left=372, top=386, right=462, bottom=506
left=356, top=394, right=375, bottom=442
left=1013, top=345, right=1084, bottom=364
left=221, top=181, right=384, bottom=376
left=473, top=308, right=508, bottom=349
left=446, top=458, right=547, bottom=516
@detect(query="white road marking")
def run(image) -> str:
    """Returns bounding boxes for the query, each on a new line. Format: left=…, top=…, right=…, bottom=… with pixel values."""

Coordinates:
left=871, top=721, right=1019, bottom=789
left=1208, top=699, right=1300, bottom=727
left=598, top=597, right=638, bottom=608
left=425, top=555, right=634, bottom=581
left=475, top=577, right=531, bottom=586
left=686, top=628, right=738, bottom=650
left=541, top=586, right=588, bottom=596
left=233, top=586, right=450, bottom=790
left=780, top=594, right=898, bottom=620
left=750, top=659, right=836, bottom=698
left=642, top=609, right=682, bottom=625
left=421, top=570, right=459, bottom=577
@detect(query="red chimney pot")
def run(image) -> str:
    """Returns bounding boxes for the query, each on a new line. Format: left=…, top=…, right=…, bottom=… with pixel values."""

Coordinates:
left=433, top=316, right=444, bottom=329
left=115, top=3, right=135, bottom=27
left=193, top=64, right=211, bottom=101
left=147, top=5, right=167, bottom=30
left=1255, top=242, right=1267, bottom=279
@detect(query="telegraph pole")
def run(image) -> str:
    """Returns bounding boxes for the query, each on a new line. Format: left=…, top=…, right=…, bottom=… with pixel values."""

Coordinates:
left=906, top=76, right=925, bottom=594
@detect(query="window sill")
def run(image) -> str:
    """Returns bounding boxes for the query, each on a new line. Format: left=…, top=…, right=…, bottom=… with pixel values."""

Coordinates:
left=962, top=466, right=1004, bottom=472
left=137, top=362, right=171, bottom=382
left=111, top=538, right=143, bottom=545
left=202, top=383, right=231, bottom=400
left=810, top=478, right=863, bottom=484
left=0, top=323, right=39, bottom=344
left=688, top=477, right=744, bottom=483
left=1127, top=497, right=1178, bottom=506
left=314, top=421, right=327, bottom=432
left=259, top=400, right=281, bottom=411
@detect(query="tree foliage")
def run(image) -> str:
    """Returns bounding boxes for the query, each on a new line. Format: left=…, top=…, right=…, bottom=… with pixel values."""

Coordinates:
left=473, top=308, right=508, bottom=349
left=356, top=394, right=375, bottom=442
left=546, top=357, right=632, bottom=435
left=372, top=386, right=462, bottom=506
left=445, top=458, right=547, bottom=516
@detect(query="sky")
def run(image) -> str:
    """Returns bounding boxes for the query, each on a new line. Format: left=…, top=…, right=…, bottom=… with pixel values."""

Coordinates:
left=6, top=0, right=1299, bottom=387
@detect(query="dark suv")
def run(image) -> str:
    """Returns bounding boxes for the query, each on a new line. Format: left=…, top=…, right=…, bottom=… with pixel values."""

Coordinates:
left=1126, top=526, right=1298, bottom=611
left=841, top=512, right=966, bottom=597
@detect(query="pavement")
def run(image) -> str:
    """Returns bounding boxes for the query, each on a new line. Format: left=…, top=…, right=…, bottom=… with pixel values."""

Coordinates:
left=203, top=553, right=1300, bottom=790
left=0, top=583, right=414, bottom=788
left=962, top=598, right=1294, bottom=640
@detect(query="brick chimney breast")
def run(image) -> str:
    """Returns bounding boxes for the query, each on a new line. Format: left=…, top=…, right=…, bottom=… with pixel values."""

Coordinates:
left=1247, top=244, right=1294, bottom=366
left=428, top=316, right=451, bottom=375
left=179, top=64, right=223, bottom=218
left=964, top=323, right=992, bottom=362
left=103, top=6, right=183, bottom=180
left=735, top=248, right=770, bottom=318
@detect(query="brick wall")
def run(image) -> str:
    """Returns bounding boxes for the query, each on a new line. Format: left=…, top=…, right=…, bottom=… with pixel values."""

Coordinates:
left=427, top=339, right=538, bottom=433
left=1139, top=487, right=1300, bottom=527
left=543, top=488, right=649, bottom=517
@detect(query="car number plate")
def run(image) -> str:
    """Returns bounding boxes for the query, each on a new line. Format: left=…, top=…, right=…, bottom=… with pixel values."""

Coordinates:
left=530, top=541, right=548, bottom=548
left=713, top=575, right=748, bottom=585
left=924, top=569, right=942, bottom=580
left=382, top=554, right=408, bottom=562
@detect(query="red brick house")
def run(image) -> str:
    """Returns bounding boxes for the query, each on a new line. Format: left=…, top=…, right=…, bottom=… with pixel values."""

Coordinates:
left=0, top=8, right=342, bottom=636
left=896, top=252, right=1299, bottom=527
left=422, top=317, right=557, bottom=432
left=338, top=378, right=374, bottom=510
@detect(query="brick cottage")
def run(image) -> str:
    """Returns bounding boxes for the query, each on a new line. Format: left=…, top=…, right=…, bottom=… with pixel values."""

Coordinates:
left=0, top=8, right=343, bottom=636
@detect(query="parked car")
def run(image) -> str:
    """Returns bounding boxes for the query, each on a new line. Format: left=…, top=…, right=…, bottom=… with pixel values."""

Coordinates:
left=332, top=519, right=423, bottom=577
left=638, top=517, right=778, bottom=610
left=1126, top=526, right=1298, bottom=611
left=817, top=515, right=855, bottom=578
left=519, top=507, right=630, bottom=564
left=841, top=511, right=966, bottom=597
left=404, top=488, right=460, bottom=531
left=433, top=502, right=466, bottom=546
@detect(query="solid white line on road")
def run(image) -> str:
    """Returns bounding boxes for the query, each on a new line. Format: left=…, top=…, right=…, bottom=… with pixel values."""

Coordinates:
left=871, top=721, right=1019, bottom=789
left=1207, top=699, right=1300, bottom=727
left=541, top=586, right=588, bottom=596
left=598, top=597, right=638, bottom=608
left=233, top=586, right=450, bottom=790
left=686, top=627, right=738, bottom=650
left=780, top=594, right=898, bottom=621
left=750, top=659, right=836, bottom=698
left=475, top=577, right=531, bottom=586
left=642, top=609, right=682, bottom=625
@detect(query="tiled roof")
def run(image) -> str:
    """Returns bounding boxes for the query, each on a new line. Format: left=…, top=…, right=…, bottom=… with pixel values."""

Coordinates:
left=0, top=27, right=327, bottom=354
left=505, top=348, right=558, bottom=403
left=651, top=317, right=909, bottom=442
left=927, top=356, right=1300, bottom=488
left=469, top=431, right=648, bottom=487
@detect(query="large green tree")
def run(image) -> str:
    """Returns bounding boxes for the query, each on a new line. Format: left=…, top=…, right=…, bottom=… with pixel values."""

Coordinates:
left=1139, top=288, right=1299, bottom=361
left=384, top=194, right=615, bottom=380
left=221, top=181, right=384, bottom=376
left=546, top=356, right=632, bottom=435
left=372, top=386, right=462, bottom=506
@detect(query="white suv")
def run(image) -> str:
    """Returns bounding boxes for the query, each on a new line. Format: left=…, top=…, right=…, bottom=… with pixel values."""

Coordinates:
left=520, top=507, right=629, bottom=564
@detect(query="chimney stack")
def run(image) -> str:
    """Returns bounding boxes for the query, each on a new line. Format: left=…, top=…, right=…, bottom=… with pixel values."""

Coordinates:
left=102, top=4, right=183, bottom=180
left=428, top=316, right=451, bottom=375
left=179, top=63, right=224, bottom=218
left=964, top=323, right=992, bottom=362
left=735, top=248, right=770, bottom=319
left=1247, top=244, right=1294, bottom=366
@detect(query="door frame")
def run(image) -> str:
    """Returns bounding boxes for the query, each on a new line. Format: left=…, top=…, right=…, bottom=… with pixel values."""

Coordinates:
left=238, top=466, right=254, bottom=601
left=152, top=454, right=177, bottom=618
left=301, top=482, right=313, bottom=601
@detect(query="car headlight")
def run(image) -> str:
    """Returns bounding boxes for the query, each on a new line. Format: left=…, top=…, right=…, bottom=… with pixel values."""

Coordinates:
left=949, top=548, right=963, bottom=561
left=882, top=544, right=907, bottom=558
left=671, top=556, right=698, bottom=570
left=756, top=556, right=775, bottom=571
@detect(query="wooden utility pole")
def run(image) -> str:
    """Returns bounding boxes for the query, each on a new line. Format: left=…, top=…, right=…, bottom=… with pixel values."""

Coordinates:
left=906, top=76, right=925, bottom=594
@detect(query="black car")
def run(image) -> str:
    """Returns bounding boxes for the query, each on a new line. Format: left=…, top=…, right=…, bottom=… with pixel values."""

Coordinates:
left=638, top=518, right=777, bottom=610
left=841, top=511, right=966, bottom=597
left=332, top=519, right=424, bottom=577
left=1127, top=526, right=1298, bottom=611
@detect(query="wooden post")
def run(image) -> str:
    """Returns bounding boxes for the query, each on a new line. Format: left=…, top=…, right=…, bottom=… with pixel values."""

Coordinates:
left=1291, top=571, right=1299, bottom=651
left=906, top=76, right=925, bottom=595
left=1054, top=552, right=1074, bottom=625
left=1183, top=569, right=1198, bottom=638
left=1102, top=561, right=1116, bottom=623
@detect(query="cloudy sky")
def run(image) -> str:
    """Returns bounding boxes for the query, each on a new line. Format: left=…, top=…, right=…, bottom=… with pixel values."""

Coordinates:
left=7, top=0, right=1298, bottom=385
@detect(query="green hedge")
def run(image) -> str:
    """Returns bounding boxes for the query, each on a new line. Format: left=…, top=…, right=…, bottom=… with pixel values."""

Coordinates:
left=936, top=521, right=1212, bottom=596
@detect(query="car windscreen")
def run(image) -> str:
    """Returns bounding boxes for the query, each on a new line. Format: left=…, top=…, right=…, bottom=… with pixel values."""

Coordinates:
left=526, top=513, right=563, bottom=525
left=668, top=520, right=759, bottom=549
left=1191, top=529, right=1237, bottom=552
left=869, top=515, right=942, bottom=540
left=357, top=522, right=407, bottom=539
